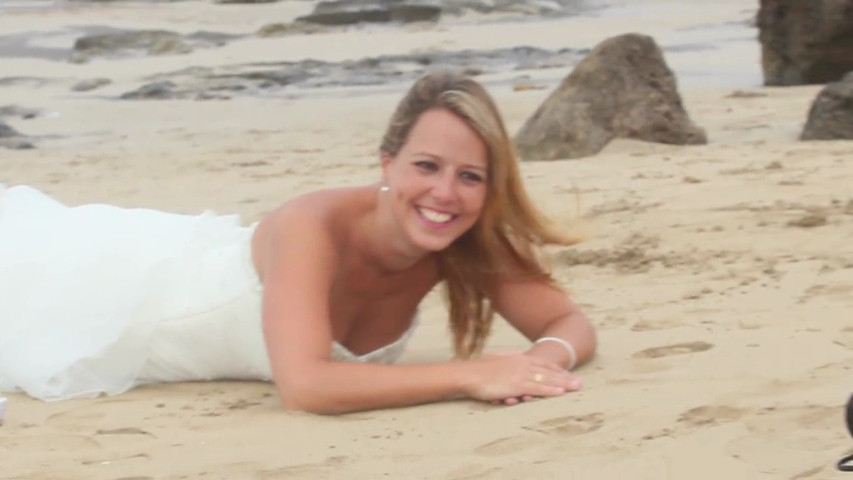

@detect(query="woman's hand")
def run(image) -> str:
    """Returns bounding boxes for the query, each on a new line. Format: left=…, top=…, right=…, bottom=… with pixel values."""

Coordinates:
left=461, top=352, right=582, bottom=404
left=488, top=347, right=584, bottom=406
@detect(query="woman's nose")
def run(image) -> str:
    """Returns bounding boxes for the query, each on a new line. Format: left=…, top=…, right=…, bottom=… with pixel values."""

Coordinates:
left=429, top=172, right=457, bottom=202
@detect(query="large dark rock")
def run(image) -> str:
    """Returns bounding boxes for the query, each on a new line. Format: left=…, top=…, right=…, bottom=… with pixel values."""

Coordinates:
left=801, top=72, right=853, bottom=140
left=297, top=0, right=441, bottom=25
left=514, top=33, right=706, bottom=161
left=757, top=0, right=853, bottom=86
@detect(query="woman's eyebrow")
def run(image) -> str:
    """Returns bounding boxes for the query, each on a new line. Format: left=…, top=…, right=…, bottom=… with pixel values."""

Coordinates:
left=413, top=152, right=486, bottom=172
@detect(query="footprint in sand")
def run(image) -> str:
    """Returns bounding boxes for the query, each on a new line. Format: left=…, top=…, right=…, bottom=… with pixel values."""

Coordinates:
left=45, top=406, right=117, bottom=435
left=525, top=413, right=605, bottom=436
left=255, top=456, right=348, bottom=479
left=789, top=465, right=826, bottom=480
left=80, top=453, right=149, bottom=466
left=445, top=465, right=503, bottom=480
left=17, top=433, right=102, bottom=452
left=799, top=284, right=853, bottom=304
left=630, top=317, right=683, bottom=331
left=633, top=341, right=713, bottom=359
left=95, top=427, right=155, bottom=438
left=597, top=314, right=629, bottom=330
left=834, top=327, right=853, bottom=351
left=473, top=435, right=536, bottom=456
left=677, top=405, right=746, bottom=428
left=224, top=398, right=263, bottom=411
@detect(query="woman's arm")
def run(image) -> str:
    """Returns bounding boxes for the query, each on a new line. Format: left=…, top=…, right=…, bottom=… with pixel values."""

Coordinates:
left=492, top=278, right=598, bottom=371
left=279, top=354, right=575, bottom=415
left=258, top=205, right=575, bottom=414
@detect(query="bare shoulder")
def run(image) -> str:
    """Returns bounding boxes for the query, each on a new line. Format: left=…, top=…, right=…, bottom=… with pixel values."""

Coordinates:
left=251, top=186, right=373, bottom=280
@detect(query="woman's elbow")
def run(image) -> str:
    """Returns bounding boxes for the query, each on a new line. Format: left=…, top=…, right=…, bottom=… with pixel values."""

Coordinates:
left=274, top=374, right=346, bottom=415
left=579, top=316, right=599, bottom=363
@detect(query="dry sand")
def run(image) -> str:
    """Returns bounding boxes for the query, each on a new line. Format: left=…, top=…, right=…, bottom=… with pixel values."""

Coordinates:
left=1, top=0, right=852, bottom=478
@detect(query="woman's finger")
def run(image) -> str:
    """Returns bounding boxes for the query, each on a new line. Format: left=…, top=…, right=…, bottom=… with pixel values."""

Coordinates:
left=528, top=356, right=568, bottom=372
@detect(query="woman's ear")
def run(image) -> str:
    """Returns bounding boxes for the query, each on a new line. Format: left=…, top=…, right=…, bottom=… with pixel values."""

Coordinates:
left=380, top=150, right=393, bottom=178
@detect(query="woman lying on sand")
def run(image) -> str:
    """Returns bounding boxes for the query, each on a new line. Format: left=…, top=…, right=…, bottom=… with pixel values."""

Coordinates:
left=0, top=71, right=597, bottom=414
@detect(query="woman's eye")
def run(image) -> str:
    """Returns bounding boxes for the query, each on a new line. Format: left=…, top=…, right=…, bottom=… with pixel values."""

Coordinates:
left=460, top=171, right=484, bottom=183
left=414, top=161, right=438, bottom=172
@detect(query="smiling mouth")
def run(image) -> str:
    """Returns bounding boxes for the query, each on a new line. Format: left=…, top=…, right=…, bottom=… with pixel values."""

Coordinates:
left=417, top=206, right=456, bottom=225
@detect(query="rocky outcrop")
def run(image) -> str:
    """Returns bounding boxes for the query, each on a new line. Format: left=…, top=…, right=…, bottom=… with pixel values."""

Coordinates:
left=69, top=29, right=237, bottom=63
left=442, top=0, right=590, bottom=15
left=514, top=34, right=707, bottom=161
left=118, top=46, right=580, bottom=100
left=296, top=0, right=441, bottom=25
left=801, top=72, right=853, bottom=140
left=757, top=0, right=853, bottom=86
left=71, top=78, right=112, bottom=92
left=0, top=121, right=34, bottom=150
left=256, top=21, right=326, bottom=37
left=0, top=105, right=43, bottom=120
left=0, top=121, right=19, bottom=138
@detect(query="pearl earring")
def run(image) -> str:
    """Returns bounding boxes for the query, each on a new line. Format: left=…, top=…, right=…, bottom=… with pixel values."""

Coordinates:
left=379, top=184, right=390, bottom=192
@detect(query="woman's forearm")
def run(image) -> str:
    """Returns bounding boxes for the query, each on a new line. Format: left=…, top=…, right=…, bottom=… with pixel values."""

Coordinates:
left=526, top=311, right=597, bottom=370
left=278, top=360, right=472, bottom=414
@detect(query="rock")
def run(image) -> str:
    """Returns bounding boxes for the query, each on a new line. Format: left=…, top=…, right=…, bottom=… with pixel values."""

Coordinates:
left=800, top=72, right=853, bottom=140
left=389, top=1, right=442, bottom=22
left=69, top=29, right=235, bottom=63
left=214, top=0, right=278, bottom=3
left=119, top=81, right=181, bottom=100
left=296, top=0, right=441, bottom=25
left=0, top=138, right=35, bottom=150
left=514, top=33, right=707, bottom=161
left=512, top=75, right=547, bottom=91
left=0, top=121, right=34, bottom=149
left=71, top=78, right=112, bottom=92
left=148, top=36, right=194, bottom=55
left=788, top=213, right=828, bottom=228
left=114, top=46, right=581, bottom=100
left=757, top=0, right=853, bottom=86
left=441, top=0, right=587, bottom=16
left=0, top=105, right=42, bottom=119
left=70, top=30, right=189, bottom=63
left=256, top=21, right=326, bottom=37
left=0, top=121, right=20, bottom=138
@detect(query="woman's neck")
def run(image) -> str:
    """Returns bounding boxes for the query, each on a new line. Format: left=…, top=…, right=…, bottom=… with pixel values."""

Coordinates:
left=357, top=189, right=430, bottom=274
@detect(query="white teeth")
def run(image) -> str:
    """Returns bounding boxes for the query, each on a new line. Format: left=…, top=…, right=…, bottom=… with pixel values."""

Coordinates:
left=419, top=207, right=453, bottom=223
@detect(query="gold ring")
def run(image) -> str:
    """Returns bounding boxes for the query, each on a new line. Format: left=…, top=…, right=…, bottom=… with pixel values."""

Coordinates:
left=533, top=373, right=544, bottom=383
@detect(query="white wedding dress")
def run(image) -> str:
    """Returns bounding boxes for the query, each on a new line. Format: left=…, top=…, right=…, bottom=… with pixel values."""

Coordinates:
left=0, top=185, right=417, bottom=401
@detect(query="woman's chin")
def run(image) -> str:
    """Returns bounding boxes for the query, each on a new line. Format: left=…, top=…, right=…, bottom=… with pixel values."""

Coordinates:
left=406, top=231, right=457, bottom=253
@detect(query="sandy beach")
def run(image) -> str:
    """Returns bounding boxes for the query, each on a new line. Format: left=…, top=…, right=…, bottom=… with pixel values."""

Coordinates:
left=1, top=0, right=852, bottom=478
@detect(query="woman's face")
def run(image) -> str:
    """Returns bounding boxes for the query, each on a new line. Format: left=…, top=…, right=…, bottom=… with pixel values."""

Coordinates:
left=381, top=108, right=489, bottom=253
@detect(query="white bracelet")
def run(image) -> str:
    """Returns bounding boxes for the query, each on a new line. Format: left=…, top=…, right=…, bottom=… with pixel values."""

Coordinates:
left=535, top=336, right=578, bottom=370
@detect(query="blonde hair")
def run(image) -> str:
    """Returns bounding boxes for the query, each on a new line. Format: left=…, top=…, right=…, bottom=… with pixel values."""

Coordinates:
left=380, top=71, right=579, bottom=358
